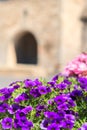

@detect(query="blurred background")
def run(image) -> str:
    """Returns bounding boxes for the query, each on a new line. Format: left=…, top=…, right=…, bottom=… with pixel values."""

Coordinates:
left=0, top=0, right=86, bottom=87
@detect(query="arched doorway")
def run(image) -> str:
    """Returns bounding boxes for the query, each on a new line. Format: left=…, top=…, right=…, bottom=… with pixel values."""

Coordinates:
left=15, top=31, right=38, bottom=64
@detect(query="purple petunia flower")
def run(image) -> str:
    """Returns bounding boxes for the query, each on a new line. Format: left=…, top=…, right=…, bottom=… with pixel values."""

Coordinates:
left=78, top=122, right=87, bottom=130
left=22, top=106, right=33, bottom=114
left=35, top=111, right=41, bottom=117
left=40, top=119, right=50, bottom=130
left=1, top=117, right=12, bottom=129
left=70, top=89, right=83, bottom=101
left=0, top=103, right=9, bottom=113
left=47, top=123, right=60, bottom=130
left=13, top=84, right=20, bottom=89
left=67, top=98, right=76, bottom=107
left=8, top=104, right=20, bottom=114
left=14, top=118, right=33, bottom=130
left=64, top=114, right=75, bottom=122
left=57, top=111, right=65, bottom=121
left=21, top=120, right=33, bottom=130
left=14, top=93, right=29, bottom=103
left=58, top=103, right=69, bottom=111
left=52, top=74, right=59, bottom=81
left=47, top=81, right=55, bottom=88
left=44, top=111, right=58, bottom=120
left=63, top=79, right=72, bottom=85
left=46, top=87, right=51, bottom=93
left=0, top=88, right=13, bottom=101
left=36, top=105, right=47, bottom=112
left=14, top=119, right=21, bottom=129
left=15, top=110, right=26, bottom=121
left=54, top=94, right=67, bottom=105
left=62, top=120, right=74, bottom=129
left=78, top=77, right=87, bottom=90
left=24, top=79, right=36, bottom=88
left=0, top=88, right=8, bottom=94
left=56, top=83, right=67, bottom=90
left=48, top=99, right=54, bottom=105
left=78, top=77, right=87, bottom=85
left=0, top=87, right=14, bottom=95
left=30, top=88, right=41, bottom=97
left=34, top=78, right=42, bottom=86
left=71, top=89, right=83, bottom=97
left=38, top=86, right=47, bottom=95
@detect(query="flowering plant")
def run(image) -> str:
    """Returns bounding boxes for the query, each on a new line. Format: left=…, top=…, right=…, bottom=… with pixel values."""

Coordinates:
left=63, top=53, right=87, bottom=77
left=0, top=53, right=87, bottom=130
left=0, top=75, right=87, bottom=130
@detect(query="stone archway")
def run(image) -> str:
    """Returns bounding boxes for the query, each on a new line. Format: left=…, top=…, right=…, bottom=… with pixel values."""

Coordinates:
left=15, top=31, right=38, bottom=64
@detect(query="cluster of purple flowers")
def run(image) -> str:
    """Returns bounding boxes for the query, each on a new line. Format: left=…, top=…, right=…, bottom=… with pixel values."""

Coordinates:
left=0, top=74, right=87, bottom=130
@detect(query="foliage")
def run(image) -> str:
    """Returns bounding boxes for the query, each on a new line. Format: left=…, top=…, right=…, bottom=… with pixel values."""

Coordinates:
left=0, top=75, right=87, bottom=130
left=0, top=53, right=87, bottom=130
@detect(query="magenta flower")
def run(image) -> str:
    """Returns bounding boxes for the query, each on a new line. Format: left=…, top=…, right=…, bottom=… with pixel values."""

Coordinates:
left=36, top=105, right=47, bottom=112
left=14, top=119, right=21, bottom=129
left=14, top=118, right=33, bottom=130
left=15, top=110, right=26, bottom=119
left=1, top=117, right=12, bottom=129
left=54, top=94, right=67, bottom=105
left=40, top=119, right=50, bottom=130
left=14, top=93, right=29, bottom=103
left=56, top=83, right=67, bottom=90
left=30, top=88, right=41, bottom=97
left=34, top=78, right=42, bottom=86
left=63, top=53, right=87, bottom=76
left=22, top=106, right=33, bottom=114
left=0, top=87, right=14, bottom=101
left=44, top=111, right=58, bottom=120
left=24, top=79, right=36, bottom=88
left=8, top=104, right=20, bottom=114
left=47, top=123, right=60, bottom=130
left=64, top=114, right=75, bottom=122
left=57, top=103, right=69, bottom=111
left=38, top=86, right=47, bottom=95
left=0, top=103, right=9, bottom=113
left=61, top=120, right=74, bottom=129
left=78, top=122, right=87, bottom=130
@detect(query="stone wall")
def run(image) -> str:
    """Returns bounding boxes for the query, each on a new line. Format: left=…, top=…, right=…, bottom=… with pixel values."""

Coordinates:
left=0, top=0, right=85, bottom=78
left=0, top=0, right=60, bottom=78
left=60, top=0, right=84, bottom=70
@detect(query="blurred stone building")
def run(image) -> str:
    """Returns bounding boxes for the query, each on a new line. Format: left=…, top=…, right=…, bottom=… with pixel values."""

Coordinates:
left=0, top=0, right=85, bottom=79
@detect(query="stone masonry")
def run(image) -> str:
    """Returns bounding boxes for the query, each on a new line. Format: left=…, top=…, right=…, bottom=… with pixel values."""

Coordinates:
left=0, top=0, right=85, bottom=79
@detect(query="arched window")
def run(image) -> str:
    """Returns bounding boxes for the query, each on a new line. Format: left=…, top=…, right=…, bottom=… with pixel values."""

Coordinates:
left=15, top=32, right=37, bottom=64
